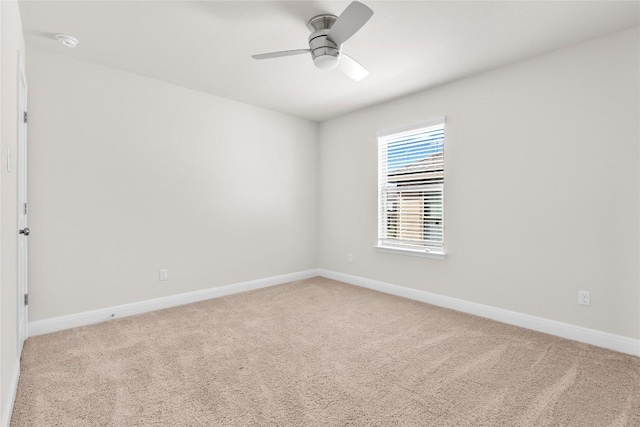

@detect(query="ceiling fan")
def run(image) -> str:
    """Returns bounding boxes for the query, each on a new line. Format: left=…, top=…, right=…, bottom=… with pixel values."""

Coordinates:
left=252, top=1, right=374, bottom=81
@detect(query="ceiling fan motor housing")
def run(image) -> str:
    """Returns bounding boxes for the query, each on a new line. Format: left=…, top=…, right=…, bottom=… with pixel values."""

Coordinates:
left=308, top=15, right=340, bottom=70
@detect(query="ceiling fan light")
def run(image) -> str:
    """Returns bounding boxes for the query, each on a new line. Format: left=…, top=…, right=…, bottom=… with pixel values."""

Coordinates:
left=313, top=54, right=340, bottom=70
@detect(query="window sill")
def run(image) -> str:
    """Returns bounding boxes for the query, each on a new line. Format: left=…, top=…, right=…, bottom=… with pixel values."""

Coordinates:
left=374, top=245, right=447, bottom=260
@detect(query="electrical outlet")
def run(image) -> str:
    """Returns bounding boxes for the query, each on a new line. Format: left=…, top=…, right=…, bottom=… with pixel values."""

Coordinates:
left=348, top=253, right=353, bottom=263
left=578, top=290, right=590, bottom=306
left=159, top=269, right=168, bottom=281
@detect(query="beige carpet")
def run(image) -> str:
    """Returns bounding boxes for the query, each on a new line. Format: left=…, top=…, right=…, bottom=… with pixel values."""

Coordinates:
left=11, top=277, right=640, bottom=426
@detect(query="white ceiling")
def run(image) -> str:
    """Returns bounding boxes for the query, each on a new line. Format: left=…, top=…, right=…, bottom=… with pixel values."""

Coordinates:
left=19, top=1, right=640, bottom=122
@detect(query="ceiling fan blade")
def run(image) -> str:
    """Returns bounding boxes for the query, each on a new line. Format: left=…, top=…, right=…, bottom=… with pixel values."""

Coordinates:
left=327, top=1, right=373, bottom=46
left=338, top=53, right=368, bottom=81
left=252, top=49, right=311, bottom=60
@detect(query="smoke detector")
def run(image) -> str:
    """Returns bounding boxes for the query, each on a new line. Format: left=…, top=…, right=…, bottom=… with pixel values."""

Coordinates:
left=55, top=34, right=79, bottom=48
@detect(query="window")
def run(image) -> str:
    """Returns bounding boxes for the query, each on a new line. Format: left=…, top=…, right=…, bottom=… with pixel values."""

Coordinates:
left=377, top=118, right=445, bottom=257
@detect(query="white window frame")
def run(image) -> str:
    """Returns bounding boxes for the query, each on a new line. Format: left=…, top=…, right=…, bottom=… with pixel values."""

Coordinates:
left=375, top=117, right=446, bottom=259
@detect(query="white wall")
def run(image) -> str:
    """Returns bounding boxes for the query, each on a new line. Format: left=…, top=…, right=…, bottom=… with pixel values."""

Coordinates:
left=26, top=49, right=318, bottom=322
left=21, top=23, right=640, bottom=342
left=0, top=0, right=25, bottom=423
left=319, top=28, right=640, bottom=340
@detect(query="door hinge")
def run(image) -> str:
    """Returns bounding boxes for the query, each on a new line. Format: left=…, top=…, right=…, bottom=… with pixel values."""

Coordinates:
left=23, top=203, right=28, bottom=215
left=23, top=111, right=27, bottom=123
left=24, top=293, right=28, bottom=306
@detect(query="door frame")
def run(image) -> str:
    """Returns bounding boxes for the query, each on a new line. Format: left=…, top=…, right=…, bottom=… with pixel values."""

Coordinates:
left=16, top=53, right=28, bottom=357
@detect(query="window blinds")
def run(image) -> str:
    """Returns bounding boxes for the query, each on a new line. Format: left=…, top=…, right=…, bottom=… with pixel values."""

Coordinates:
left=377, top=118, right=445, bottom=252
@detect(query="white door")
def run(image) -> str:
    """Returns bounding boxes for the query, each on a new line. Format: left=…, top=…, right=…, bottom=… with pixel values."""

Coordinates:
left=17, top=59, right=28, bottom=357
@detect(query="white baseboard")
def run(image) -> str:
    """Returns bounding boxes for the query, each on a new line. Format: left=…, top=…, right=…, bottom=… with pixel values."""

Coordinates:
left=1, top=358, right=20, bottom=427
left=29, top=269, right=320, bottom=337
left=318, top=269, right=640, bottom=357
left=26, top=268, right=640, bottom=356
